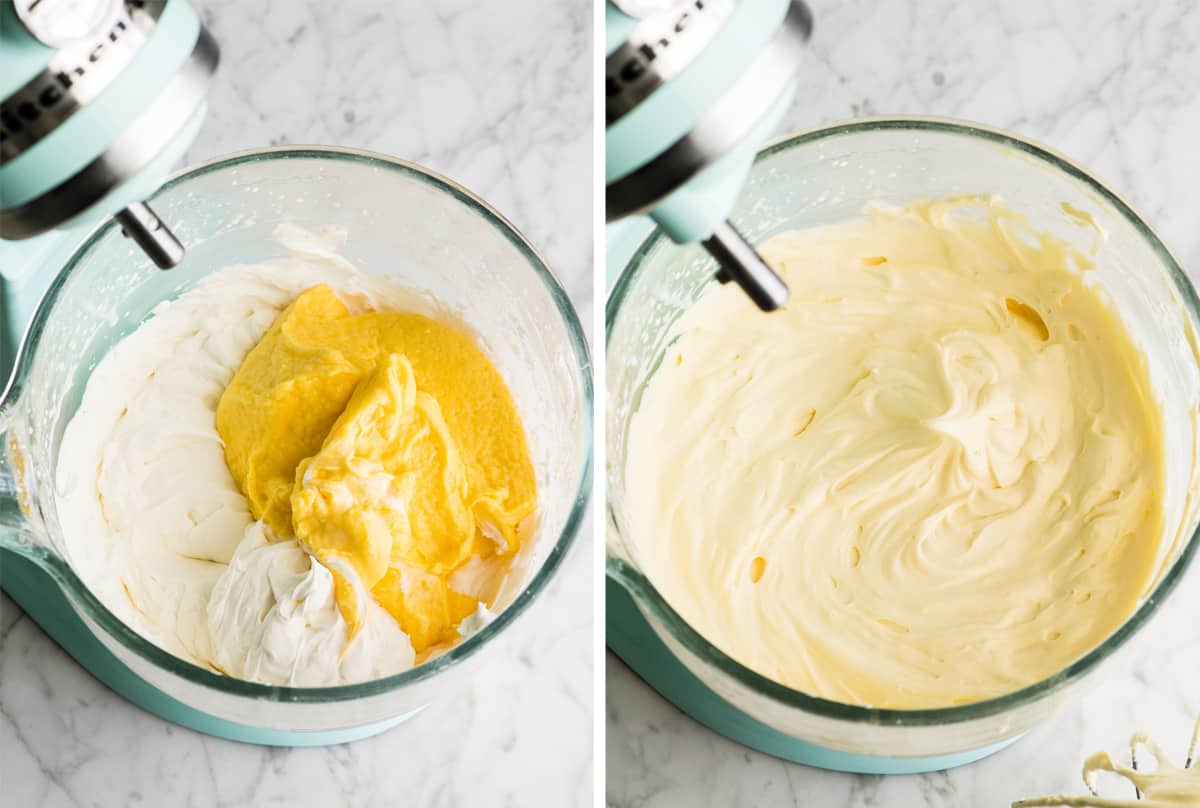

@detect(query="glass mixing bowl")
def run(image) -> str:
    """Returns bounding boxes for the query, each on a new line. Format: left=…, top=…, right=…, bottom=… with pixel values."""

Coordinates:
left=0, top=146, right=592, bottom=732
left=607, top=118, right=1200, bottom=757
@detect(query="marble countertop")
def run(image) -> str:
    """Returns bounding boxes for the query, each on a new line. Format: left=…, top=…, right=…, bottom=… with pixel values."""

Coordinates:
left=607, top=0, right=1200, bottom=806
left=1, top=1, right=592, bottom=806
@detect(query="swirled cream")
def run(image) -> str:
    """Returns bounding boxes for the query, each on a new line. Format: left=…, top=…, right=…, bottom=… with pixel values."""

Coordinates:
left=56, top=225, right=527, bottom=686
left=626, top=198, right=1165, bottom=709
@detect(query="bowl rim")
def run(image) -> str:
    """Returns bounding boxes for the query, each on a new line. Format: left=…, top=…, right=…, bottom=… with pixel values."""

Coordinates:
left=6, top=144, right=594, bottom=704
left=605, top=115, right=1200, bottom=726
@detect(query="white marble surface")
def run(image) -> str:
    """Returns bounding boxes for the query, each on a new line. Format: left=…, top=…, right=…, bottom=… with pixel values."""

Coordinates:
left=1, top=1, right=592, bottom=806
left=607, top=0, right=1200, bottom=806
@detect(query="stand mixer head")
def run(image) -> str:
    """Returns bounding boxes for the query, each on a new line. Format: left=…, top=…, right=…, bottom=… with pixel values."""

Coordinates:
left=0, top=0, right=218, bottom=365
left=605, top=0, right=812, bottom=311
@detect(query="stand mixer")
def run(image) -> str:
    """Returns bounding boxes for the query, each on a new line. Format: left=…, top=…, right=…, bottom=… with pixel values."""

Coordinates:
left=604, top=2, right=1200, bottom=776
left=606, top=0, right=918, bottom=769
left=0, top=0, right=217, bottom=369
left=605, top=0, right=812, bottom=311
left=0, top=0, right=252, bottom=737
left=0, top=2, right=593, bottom=746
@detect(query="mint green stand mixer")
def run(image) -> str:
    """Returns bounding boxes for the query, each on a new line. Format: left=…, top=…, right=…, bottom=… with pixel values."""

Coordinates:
left=0, top=0, right=215, bottom=364
left=603, top=0, right=1025, bottom=773
left=0, top=0, right=306, bottom=743
left=0, top=1, right=594, bottom=747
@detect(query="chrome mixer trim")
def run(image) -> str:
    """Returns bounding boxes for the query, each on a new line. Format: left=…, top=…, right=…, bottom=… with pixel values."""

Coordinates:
left=605, top=0, right=812, bottom=221
left=0, top=1, right=167, bottom=161
left=606, top=0, right=734, bottom=125
left=0, top=23, right=217, bottom=240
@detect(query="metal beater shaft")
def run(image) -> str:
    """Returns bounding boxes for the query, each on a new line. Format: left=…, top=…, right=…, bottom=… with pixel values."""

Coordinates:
left=703, top=220, right=788, bottom=312
left=115, top=202, right=184, bottom=269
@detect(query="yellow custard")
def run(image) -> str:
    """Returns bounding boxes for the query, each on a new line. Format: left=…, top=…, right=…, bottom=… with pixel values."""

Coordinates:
left=626, top=198, right=1165, bottom=708
left=217, top=284, right=536, bottom=655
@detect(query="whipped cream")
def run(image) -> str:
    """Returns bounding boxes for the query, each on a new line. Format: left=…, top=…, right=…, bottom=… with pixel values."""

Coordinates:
left=206, top=525, right=414, bottom=686
left=56, top=225, right=492, bottom=686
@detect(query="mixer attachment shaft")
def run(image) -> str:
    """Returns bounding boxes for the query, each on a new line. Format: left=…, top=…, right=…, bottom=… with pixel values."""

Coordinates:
left=114, top=202, right=184, bottom=269
left=704, top=220, right=789, bottom=312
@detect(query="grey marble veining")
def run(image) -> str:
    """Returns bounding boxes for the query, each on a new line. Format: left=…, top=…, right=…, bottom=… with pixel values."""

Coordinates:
left=1, top=1, right=592, bottom=806
left=607, top=0, right=1200, bottom=805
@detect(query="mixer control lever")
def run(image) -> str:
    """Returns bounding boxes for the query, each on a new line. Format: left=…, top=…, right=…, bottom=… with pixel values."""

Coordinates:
left=114, top=202, right=184, bottom=269
left=704, top=221, right=788, bottom=312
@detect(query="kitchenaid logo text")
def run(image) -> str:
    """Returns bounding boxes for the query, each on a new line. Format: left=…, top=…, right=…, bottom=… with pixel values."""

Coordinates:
left=0, top=17, right=139, bottom=149
left=606, top=0, right=720, bottom=100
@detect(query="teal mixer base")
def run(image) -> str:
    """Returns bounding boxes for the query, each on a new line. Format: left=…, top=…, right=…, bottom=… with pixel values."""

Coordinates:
left=0, top=550, right=421, bottom=747
left=607, top=576, right=1020, bottom=774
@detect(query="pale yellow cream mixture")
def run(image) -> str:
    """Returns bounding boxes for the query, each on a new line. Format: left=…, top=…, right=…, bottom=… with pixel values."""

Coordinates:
left=626, top=198, right=1165, bottom=709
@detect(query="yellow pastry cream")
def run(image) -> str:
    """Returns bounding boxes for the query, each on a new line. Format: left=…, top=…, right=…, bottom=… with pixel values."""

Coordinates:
left=217, top=284, right=536, bottom=657
left=625, top=198, right=1165, bottom=709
